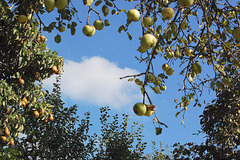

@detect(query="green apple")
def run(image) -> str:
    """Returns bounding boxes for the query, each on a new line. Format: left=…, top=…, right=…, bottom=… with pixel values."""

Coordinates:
left=185, top=48, right=194, bottom=57
left=166, top=51, right=174, bottom=58
left=93, top=20, right=104, bottom=30
left=140, top=33, right=157, bottom=50
left=127, top=9, right=141, bottom=22
left=160, top=85, right=167, bottom=91
left=56, top=0, right=68, bottom=10
left=59, top=25, right=65, bottom=32
left=44, top=0, right=55, bottom=12
left=133, top=103, right=147, bottom=116
left=162, top=7, right=175, bottom=20
left=162, top=63, right=170, bottom=71
left=180, top=21, right=188, bottom=30
left=232, top=27, right=240, bottom=41
left=166, top=68, right=174, bottom=76
left=82, top=25, right=96, bottom=37
left=138, top=45, right=148, bottom=53
left=17, top=15, right=28, bottom=23
left=143, top=17, right=154, bottom=28
left=178, top=0, right=194, bottom=8
left=83, top=0, right=94, bottom=6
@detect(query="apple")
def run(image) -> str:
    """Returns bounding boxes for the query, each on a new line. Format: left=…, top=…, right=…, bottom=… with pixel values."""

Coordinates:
left=33, top=111, right=39, bottom=118
left=10, top=139, right=14, bottom=145
left=232, top=27, right=240, bottom=41
left=137, top=45, right=148, bottom=53
left=180, top=22, right=188, bottom=30
left=5, top=127, right=10, bottom=136
left=59, top=25, right=65, bottom=32
left=185, top=48, right=194, bottom=57
left=162, top=7, right=175, bottom=20
left=166, top=68, right=174, bottom=76
left=0, top=136, right=7, bottom=142
left=17, top=15, right=27, bottom=23
left=40, top=35, right=46, bottom=42
left=160, top=85, right=167, bottom=91
left=140, top=33, right=157, bottom=50
left=162, top=63, right=170, bottom=71
left=143, top=17, right=154, bottom=28
left=82, top=25, right=96, bottom=37
left=19, top=78, right=24, bottom=85
left=166, top=51, right=174, bottom=58
left=127, top=9, right=141, bottom=22
left=133, top=103, right=147, bottom=116
left=51, top=65, right=58, bottom=73
left=144, top=105, right=155, bottom=116
left=56, top=0, right=68, bottom=10
left=83, top=0, right=94, bottom=6
left=93, top=20, right=104, bottom=30
left=178, top=0, right=194, bottom=8
left=22, top=97, right=28, bottom=104
left=44, top=0, right=55, bottom=11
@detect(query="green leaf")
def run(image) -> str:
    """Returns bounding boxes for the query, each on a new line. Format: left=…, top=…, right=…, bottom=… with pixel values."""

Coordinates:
left=155, top=127, right=162, bottom=135
left=104, top=19, right=110, bottom=26
left=95, top=0, right=102, bottom=6
left=128, top=78, right=135, bottom=82
left=102, top=5, right=109, bottom=17
left=127, top=32, right=132, bottom=40
left=175, top=111, right=181, bottom=118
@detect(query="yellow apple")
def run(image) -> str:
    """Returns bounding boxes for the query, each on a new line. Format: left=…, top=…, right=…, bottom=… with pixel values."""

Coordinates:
left=232, top=27, right=240, bottom=41
left=166, top=51, right=174, bottom=58
left=180, top=21, right=188, bottom=30
left=127, top=9, right=141, bottom=22
left=166, top=68, right=174, bottom=76
left=140, top=33, right=157, bottom=50
left=162, top=63, right=170, bottom=71
left=160, top=85, right=167, bottom=91
left=133, top=103, right=147, bottom=116
left=56, top=0, right=68, bottom=10
left=162, top=7, right=175, bottom=20
left=185, top=48, right=194, bottom=57
left=178, top=0, right=194, bottom=8
left=44, top=0, right=55, bottom=11
left=82, top=25, right=96, bottom=37
left=83, top=0, right=94, bottom=6
left=144, top=105, right=155, bottom=116
left=93, top=20, right=104, bottom=30
left=143, top=17, right=154, bottom=28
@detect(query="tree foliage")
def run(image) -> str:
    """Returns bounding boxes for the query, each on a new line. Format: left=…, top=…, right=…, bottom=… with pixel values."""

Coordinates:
left=4, top=77, right=149, bottom=159
left=0, top=0, right=239, bottom=158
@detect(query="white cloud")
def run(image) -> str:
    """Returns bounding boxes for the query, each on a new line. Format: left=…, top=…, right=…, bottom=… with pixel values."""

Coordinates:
left=44, top=56, right=141, bottom=109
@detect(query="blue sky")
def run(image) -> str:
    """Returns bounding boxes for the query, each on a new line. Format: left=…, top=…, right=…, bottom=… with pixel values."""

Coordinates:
left=42, top=0, right=218, bottom=154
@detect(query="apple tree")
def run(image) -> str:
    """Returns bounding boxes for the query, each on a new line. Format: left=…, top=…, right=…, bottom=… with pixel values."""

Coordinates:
left=0, top=0, right=63, bottom=148
left=1, top=0, right=239, bottom=148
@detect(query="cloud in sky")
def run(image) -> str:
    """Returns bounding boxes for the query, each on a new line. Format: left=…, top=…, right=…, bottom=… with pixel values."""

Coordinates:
left=44, top=56, right=141, bottom=109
